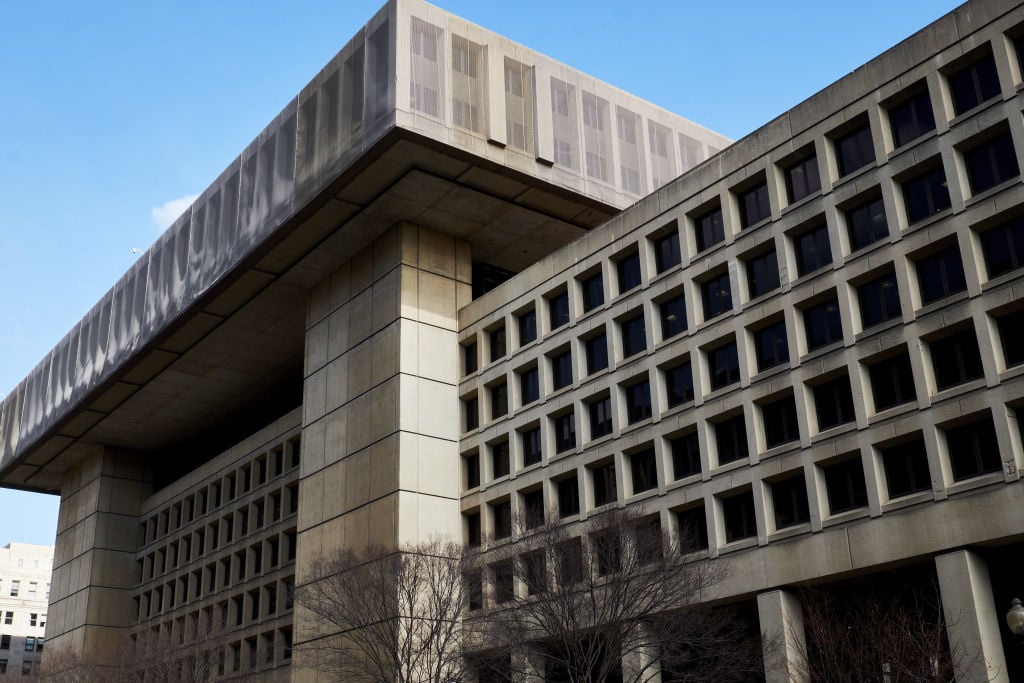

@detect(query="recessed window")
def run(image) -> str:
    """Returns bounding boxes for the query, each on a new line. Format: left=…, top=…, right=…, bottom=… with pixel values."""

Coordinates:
left=584, top=333, right=609, bottom=375
left=880, top=437, right=931, bottom=499
left=592, top=462, right=618, bottom=507
left=902, top=165, right=951, bottom=224
left=676, top=505, right=709, bottom=550
left=714, top=413, right=749, bottom=465
left=701, top=271, right=733, bottom=320
left=518, top=308, right=537, bottom=346
left=888, top=87, right=936, bottom=148
left=979, top=215, right=1024, bottom=278
left=523, top=489, right=545, bottom=529
left=823, top=458, right=868, bottom=514
left=630, top=448, right=658, bottom=494
left=738, top=181, right=771, bottom=228
left=553, top=411, right=576, bottom=453
left=490, top=381, right=508, bottom=419
left=588, top=396, right=613, bottom=439
left=845, top=195, right=889, bottom=252
left=519, top=367, right=539, bottom=405
left=624, top=378, right=652, bottom=424
left=665, top=361, right=694, bottom=408
left=464, top=396, right=479, bottom=431
left=745, top=249, right=780, bottom=299
left=771, top=474, right=810, bottom=529
left=721, top=490, right=757, bottom=542
left=493, top=561, right=514, bottom=603
left=707, top=339, right=741, bottom=390
left=752, top=319, right=789, bottom=372
left=465, top=511, right=481, bottom=547
left=654, top=227, right=682, bottom=273
left=929, top=327, right=984, bottom=390
left=963, top=130, right=1020, bottom=195
left=616, top=252, right=642, bottom=293
left=995, top=308, right=1024, bottom=368
left=915, top=244, right=967, bottom=306
left=621, top=314, right=647, bottom=358
left=813, top=375, right=856, bottom=431
left=492, top=501, right=512, bottom=540
left=557, top=475, right=580, bottom=517
left=670, top=431, right=701, bottom=480
left=784, top=153, right=821, bottom=203
left=580, top=273, right=605, bottom=313
left=943, top=414, right=1001, bottom=481
left=948, top=51, right=1001, bottom=115
left=491, top=440, right=510, bottom=479
left=521, top=427, right=542, bottom=467
left=835, top=123, right=875, bottom=177
left=803, top=297, right=843, bottom=351
left=549, top=291, right=570, bottom=330
left=794, top=223, right=832, bottom=276
left=489, top=326, right=507, bottom=362
left=761, top=395, right=800, bottom=449
left=463, top=342, right=478, bottom=375
left=694, top=205, right=725, bottom=252
left=857, top=271, right=901, bottom=329
left=659, top=293, right=687, bottom=339
left=867, top=351, right=917, bottom=411
left=551, top=350, right=573, bottom=390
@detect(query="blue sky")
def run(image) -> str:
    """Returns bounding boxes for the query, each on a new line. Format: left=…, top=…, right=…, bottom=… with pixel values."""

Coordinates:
left=0, top=0, right=962, bottom=546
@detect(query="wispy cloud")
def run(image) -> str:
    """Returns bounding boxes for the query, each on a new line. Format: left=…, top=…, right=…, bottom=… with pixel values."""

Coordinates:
left=151, top=193, right=199, bottom=232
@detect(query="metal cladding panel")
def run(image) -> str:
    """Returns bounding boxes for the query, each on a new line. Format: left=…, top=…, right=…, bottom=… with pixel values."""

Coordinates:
left=503, top=58, right=534, bottom=154
left=75, top=293, right=113, bottom=393
left=145, top=213, right=192, bottom=333
left=1, top=385, right=23, bottom=465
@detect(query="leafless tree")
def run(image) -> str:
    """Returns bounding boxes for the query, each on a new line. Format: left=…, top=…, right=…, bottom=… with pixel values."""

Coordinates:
left=464, top=507, right=765, bottom=683
left=292, top=538, right=468, bottom=683
left=127, top=627, right=222, bottom=682
left=792, top=577, right=980, bottom=683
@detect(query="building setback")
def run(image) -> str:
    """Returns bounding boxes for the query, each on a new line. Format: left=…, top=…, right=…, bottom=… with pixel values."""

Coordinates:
left=0, top=544, right=52, bottom=677
left=0, top=0, right=1022, bottom=680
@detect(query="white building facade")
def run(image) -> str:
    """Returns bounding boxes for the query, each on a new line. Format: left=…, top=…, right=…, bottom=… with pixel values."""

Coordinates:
left=0, top=544, right=52, bottom=677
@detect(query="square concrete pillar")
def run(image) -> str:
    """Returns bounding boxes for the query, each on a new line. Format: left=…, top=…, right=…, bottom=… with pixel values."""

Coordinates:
left=935, top=550, right=1009, bottom=683
left=757, top=589, right=808, bottom=683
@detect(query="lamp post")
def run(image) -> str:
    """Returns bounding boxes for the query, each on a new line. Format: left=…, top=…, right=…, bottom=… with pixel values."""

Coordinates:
left=1008, top=598, right=1024, bottom=638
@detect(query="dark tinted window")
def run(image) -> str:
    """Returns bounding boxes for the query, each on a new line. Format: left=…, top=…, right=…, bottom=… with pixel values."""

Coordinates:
left=580, top=274, right=604, bottom=313
left=929, top=328, right=984, bottom=390
left=694, top=206, right=725, bottom=252
left=589, top=396, right=613, bottom=439
left=654, top=230, right=682, bottom=273
left=665, top=362, right=694, bottom=407
left=677, top=505, right=709, bottom=550
left=835, top=124, right=874, bottom=176
left=846, top=195, right=889, bottom=251
left=617, top=252, right=642, bottom=293
left=715, top=414, right=749, bottom=465
left=880, top=438, right=931, bottom=498
left=621, top=314, right=647, bottom=358
left=964, top=131, right=1020, bottom=195
left=492, top=501, right=512, bottom=539
left=489, top=326, right=506, bottom=362
left=585, top=333, right=609, bottom=375
left=464, top=397, right=479, bottom=431
left=857, top=271, right=901, bottom=329
left=625, top=379, right=652, bottom=424
left=557, top=476, right=580, bottom=517
left=553, top=412, right=576, bottom=453
left=772, top=475, right=810, bottom=529
left=490, top=381, right=508, bottom=419
left=549, top=292, right=570, bottom=329
left=944, top=415, right=1001, bottom=481
left=518, top=309, right=537, bottom=346
left=823, top=459, right=868, bottom=514
left=996, top=308, right=1024, bottom=368
left=520, top=367, right=539, bottom=405
left=523, top=489, right=545, bottom=529
left=739, top=182, right=771, bottom=228
left=722, top=491, right=757, bottom=542
left=889, top=89, right=936, bottom=148
left=752, top=320, right=789, bottom=372
left=762, top=395, right=800, bottom=449
left=660, top=294, right=687, bottom=339
left=980, top=215, right=1024, bottom=278
left=491, top=440, right=510, bottom=479
left=948, top=52, right=1001, bottom=115
left=903, top=166, right=951, bottom=224
left=630, top=448, right=658, bottom=494
left=784, top=154, right=821, bottom=203
left=551, top=350, right=573, bottom=390
left=592, top=462, right=617, bottom=507
left=670, top=432, right=700, bottom=480
left=813, top=375, right=856, bottom=430
left=916, top=244, right=967, bottom=305
left=466, top=511, right=481, bottom=547
left=794, top=224, right=832, bottom=276
left=868, top=352, right=917, bottom=411
left=708, top=341, right=741, bottom=390
left=746, top=249, right=780, bottom=299
left=463, top=343, right=477, bottom=375
left=521, top=427, right=542, bottom=467
left=701, top=272, right=733, bottom=320
left=464, top=453, right=480, bottom=489
left=803, top=298, right=843, bottom=351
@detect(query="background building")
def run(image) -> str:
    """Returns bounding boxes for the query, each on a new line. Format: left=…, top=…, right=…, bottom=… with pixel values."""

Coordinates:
left=0, top=0, right=1022, bottom=680
left=0, top=544, right=52, bottom=677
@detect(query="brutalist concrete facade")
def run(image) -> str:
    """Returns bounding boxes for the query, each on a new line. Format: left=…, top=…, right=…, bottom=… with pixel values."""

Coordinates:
left=2, top=0, right=1023, bottom=680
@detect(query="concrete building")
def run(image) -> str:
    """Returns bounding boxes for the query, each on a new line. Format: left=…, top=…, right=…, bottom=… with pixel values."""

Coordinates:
left=0, top=0, right=1022, bottom=679
left=0, top=544, right=53, bottom=677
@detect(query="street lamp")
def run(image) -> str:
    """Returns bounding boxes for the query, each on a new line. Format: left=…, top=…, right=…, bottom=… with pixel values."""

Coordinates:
left=1008, top=598, right=1024, bottom=637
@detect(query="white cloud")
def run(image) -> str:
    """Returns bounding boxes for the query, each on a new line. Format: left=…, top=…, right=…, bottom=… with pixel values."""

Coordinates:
left=150, top=193, right=199, bottom=232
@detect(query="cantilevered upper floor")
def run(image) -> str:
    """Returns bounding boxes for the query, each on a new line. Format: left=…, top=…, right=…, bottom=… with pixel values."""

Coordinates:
left=0, top=0, right=728, bottom=493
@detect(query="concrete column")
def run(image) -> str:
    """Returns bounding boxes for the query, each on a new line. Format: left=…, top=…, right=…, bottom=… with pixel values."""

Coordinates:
left=935, top=550, right=1009, bottom=683
left=47, top=448, right=151, bottom=657
left=757, top=589, right=808, bottom=683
